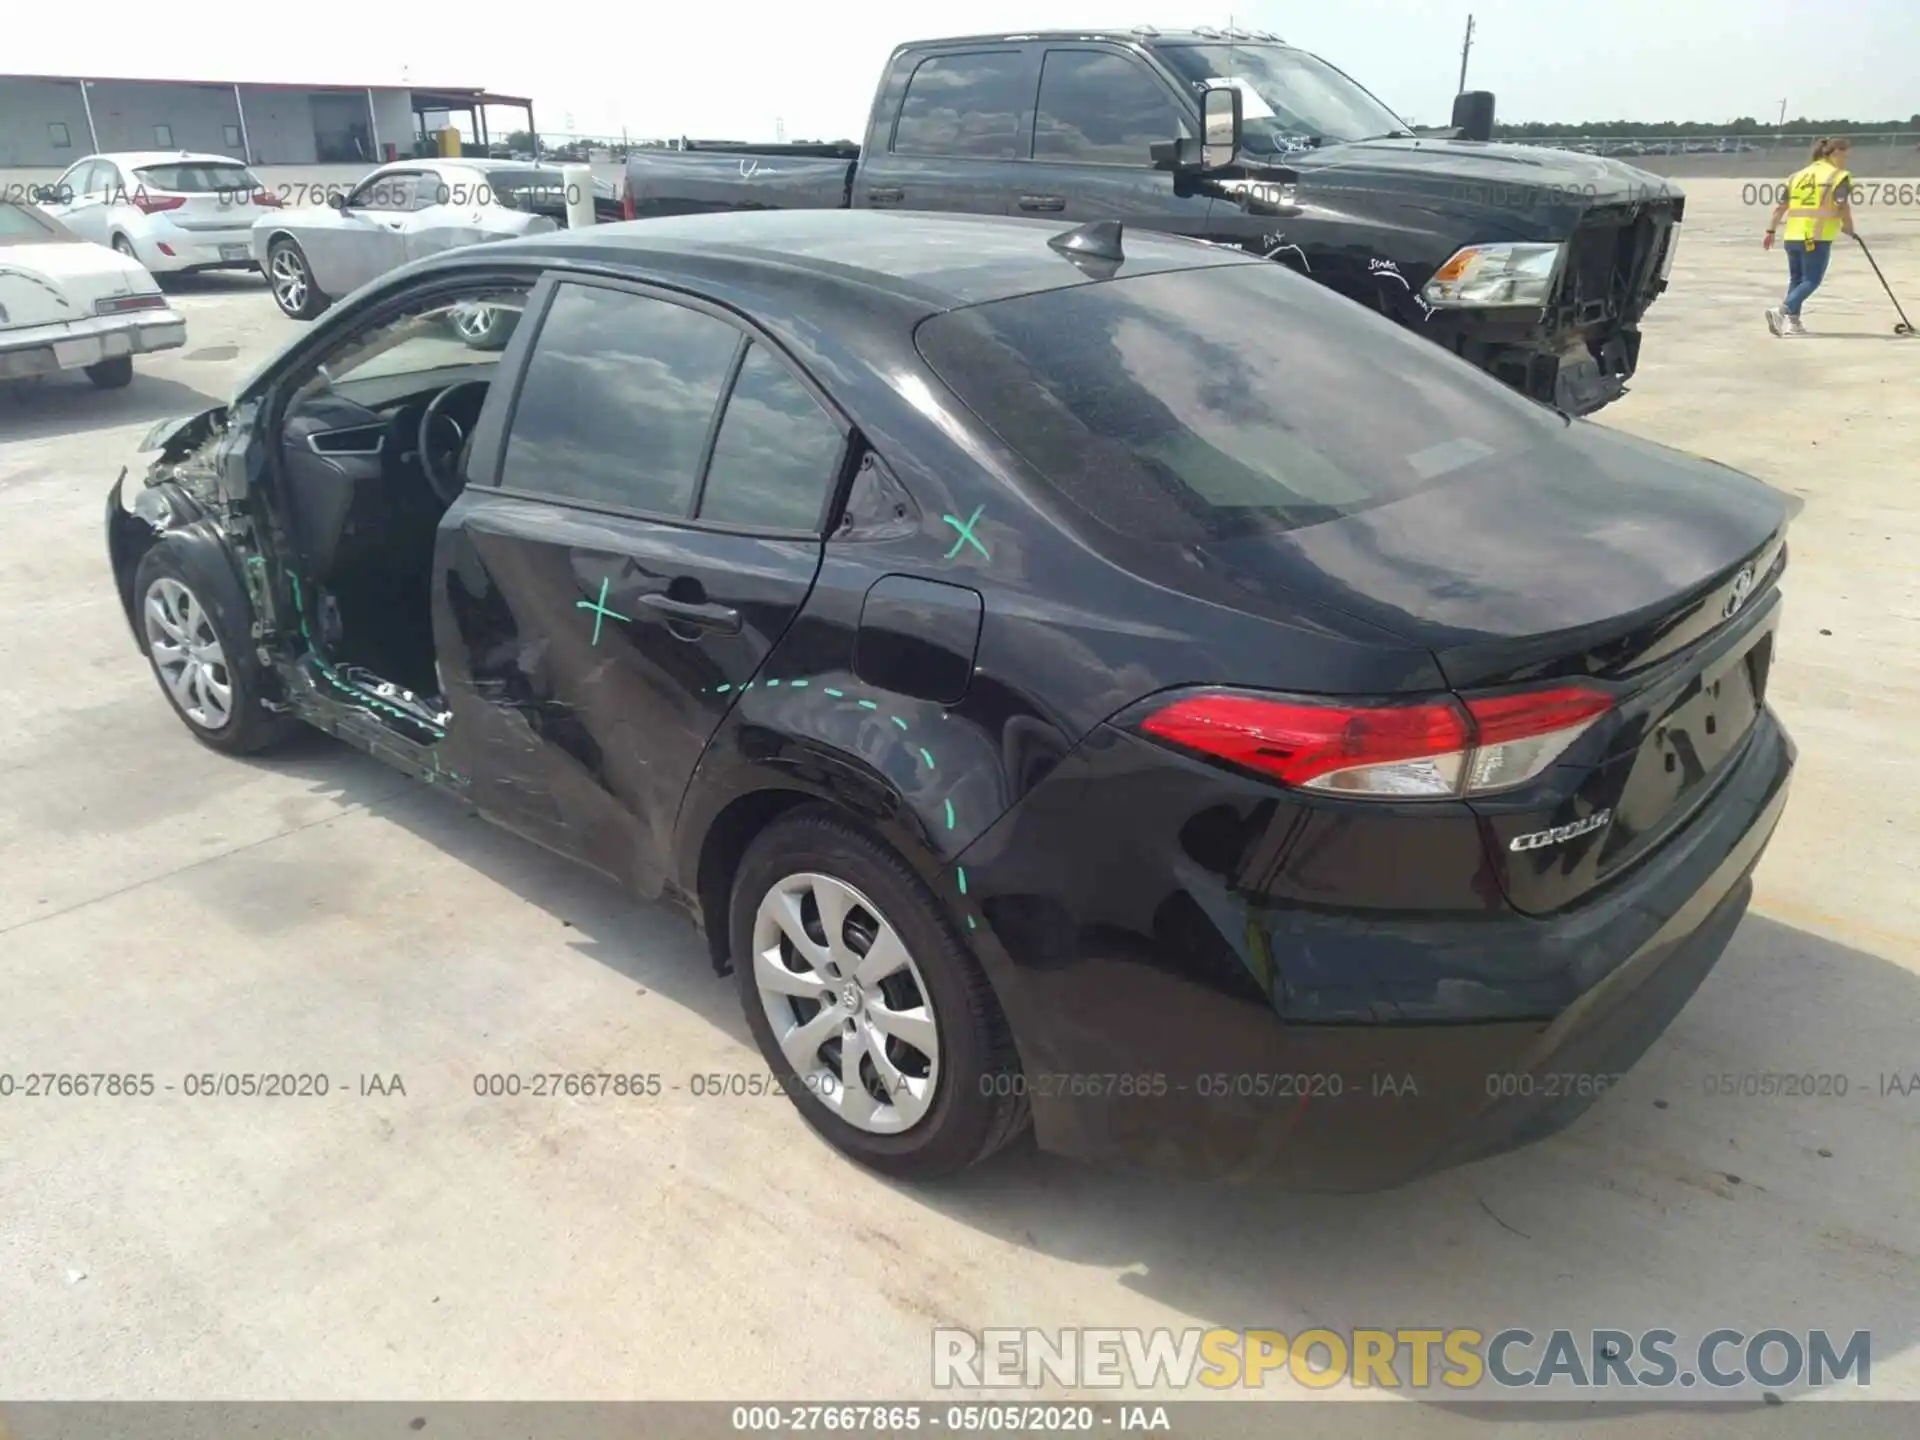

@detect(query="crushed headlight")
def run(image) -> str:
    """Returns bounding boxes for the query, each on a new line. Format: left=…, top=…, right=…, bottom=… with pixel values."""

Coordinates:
left=1421, top=242, right=1563, bottom=308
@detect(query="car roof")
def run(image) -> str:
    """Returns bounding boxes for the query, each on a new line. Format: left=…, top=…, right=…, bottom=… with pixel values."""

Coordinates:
left=492, top=208, right=1257, bottom=311
left=87, top=151, right=248, bottom=168
left=897, top=28, right=1294, bottom=48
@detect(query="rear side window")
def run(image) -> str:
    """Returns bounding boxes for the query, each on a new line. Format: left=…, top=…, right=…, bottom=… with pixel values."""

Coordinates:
left=501, top=283, right=740, bottom=514
left=0, top=201, right=75, bottom=242
left=893, top=51, right=1028, bottom=160
left=1034, top=50, right=1187, bottom=164
left=134, top=162, right=257, bottom=194
left=916, top=262, right=1558, bottom=542
left=697, top=343, right=845, bottom=530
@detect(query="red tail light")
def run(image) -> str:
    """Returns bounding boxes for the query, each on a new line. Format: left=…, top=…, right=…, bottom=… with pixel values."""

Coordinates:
left=1134, top=685, right=1613, bottom=799
left=129, top=192, right=186, bottom=214
left=251, top=190, right=283, bottom=207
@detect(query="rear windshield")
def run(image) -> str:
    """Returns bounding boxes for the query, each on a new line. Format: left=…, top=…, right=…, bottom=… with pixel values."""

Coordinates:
left=0, top=200, right=77, bottom=243
left=915, top=261, right=1560, bottom=541
left=134, top=162, right=258, bottom=193
left=486, top=168, right=572, bottom=209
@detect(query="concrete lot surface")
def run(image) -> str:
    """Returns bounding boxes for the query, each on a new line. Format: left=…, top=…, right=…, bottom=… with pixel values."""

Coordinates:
left=0, top=180, right=1915, bottom=1408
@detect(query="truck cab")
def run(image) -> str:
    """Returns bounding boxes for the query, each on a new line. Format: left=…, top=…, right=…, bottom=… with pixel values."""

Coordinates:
left=626, top=26, right=1685, bottom=416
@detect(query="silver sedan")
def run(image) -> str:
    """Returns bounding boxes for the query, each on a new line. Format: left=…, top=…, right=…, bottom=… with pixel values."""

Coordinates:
left=251, top=159, right=591, bottom=320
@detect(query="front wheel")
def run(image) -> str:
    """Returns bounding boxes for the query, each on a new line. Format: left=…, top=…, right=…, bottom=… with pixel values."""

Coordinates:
left=730, top=811, right=1028, bottom=1179
left=134, top=545, right=299, bottom=755
left=266, top=238, right=330, bottom=320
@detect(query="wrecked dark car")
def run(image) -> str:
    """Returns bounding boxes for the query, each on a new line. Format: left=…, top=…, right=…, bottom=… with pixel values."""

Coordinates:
left=107, top=209, right=1793, bottom=1188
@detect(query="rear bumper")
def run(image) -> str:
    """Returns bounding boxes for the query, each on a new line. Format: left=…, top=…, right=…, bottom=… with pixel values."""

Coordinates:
left=957, top=708, right=1794, bottom=1189
left=0, top=311, right=186, bottom=379
left=132, top=223, right=259, bottom=273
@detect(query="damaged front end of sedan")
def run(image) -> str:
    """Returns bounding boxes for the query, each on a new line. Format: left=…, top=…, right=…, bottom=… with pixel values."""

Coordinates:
left=106, top=402, right=463, bottom=787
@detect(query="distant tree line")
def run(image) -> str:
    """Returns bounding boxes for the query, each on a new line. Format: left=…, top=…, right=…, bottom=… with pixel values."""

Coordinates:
left=1492, top=116, right=1920, bottom=138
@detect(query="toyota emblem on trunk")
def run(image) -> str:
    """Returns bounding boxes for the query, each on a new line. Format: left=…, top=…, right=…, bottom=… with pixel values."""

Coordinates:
left=1723, top=566, right=1755, bottom=619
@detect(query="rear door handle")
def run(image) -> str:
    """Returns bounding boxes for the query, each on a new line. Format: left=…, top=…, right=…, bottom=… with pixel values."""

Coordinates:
left=867, top=187, right=905, bottom=204
left=1017, top=195, right=1065, bottom=212
left=638, top=592, right=743, bottom=635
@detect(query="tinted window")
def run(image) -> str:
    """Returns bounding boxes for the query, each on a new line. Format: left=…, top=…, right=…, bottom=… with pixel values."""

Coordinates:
left=1034, top=50, right=1185, bottom=164
left=916, top=262, right=1557, bottom=542
left=0, top=201, right=75, bottom=242
left=893, top=51, right=1026, bottom=160
left=502, top=284, right=741, bottom=514
left=697, top=344, right=844, bottom=530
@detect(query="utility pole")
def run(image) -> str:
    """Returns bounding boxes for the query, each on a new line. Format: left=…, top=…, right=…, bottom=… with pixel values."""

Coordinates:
left=1777, top=98, right=1788, bottom=126
left=1457, top=14, right=1475, bottom=94
left=776, top=116, right=786, bottom=142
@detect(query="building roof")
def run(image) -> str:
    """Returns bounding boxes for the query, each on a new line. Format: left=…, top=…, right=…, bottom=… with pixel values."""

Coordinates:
left=0, top=73, right=530, bottom=106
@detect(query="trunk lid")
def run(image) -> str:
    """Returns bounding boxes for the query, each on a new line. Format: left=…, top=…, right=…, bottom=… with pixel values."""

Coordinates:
left=0, top=237, right=152, bottom=328
left=1206, top=421, right=1791, bottom=914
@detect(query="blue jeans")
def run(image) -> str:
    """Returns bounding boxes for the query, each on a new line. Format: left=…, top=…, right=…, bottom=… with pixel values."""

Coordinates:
left=1785, top=240, right=1833, bottom=316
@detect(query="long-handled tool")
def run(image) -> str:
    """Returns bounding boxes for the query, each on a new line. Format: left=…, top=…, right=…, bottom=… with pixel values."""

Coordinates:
left=1852, top=234, right=1916, bottom=336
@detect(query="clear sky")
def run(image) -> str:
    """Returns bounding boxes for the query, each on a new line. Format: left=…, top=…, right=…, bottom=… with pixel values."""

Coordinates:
left=7, top=0, right=1916, bottom=141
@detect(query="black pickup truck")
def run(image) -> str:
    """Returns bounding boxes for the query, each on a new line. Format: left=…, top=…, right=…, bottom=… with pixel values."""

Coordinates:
left=622, top=27, right=1685, bottom=415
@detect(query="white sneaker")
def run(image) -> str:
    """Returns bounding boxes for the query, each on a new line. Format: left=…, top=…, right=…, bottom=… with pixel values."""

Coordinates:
left=1765, top=307, right=1784, bottom=336
left=1784, top=313, right=1808, bottom=336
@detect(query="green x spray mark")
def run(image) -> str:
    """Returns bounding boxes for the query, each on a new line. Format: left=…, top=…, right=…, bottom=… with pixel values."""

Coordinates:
left=575, top=576, right=630, bottom=646
left=942, top=504, right=989, bottom=561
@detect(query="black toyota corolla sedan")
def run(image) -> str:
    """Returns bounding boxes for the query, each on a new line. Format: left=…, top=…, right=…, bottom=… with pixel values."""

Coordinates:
left=106, top=209, right=1794, bottom=1188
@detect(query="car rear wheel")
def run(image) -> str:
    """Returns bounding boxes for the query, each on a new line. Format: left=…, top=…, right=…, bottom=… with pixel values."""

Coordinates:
left=267, top=238, right=329, bottom=320
left=134, top=545, right=298, bottom=755
left=85, top=355, right=133, bottom=389
left=730, top=810, right=1028, bottom=1179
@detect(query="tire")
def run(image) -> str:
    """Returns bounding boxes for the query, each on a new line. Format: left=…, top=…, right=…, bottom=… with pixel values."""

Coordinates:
left=266, top=237, right=330, bottom=320
left=85, top=355, right=133, bottom=389
left=111, top=234, right=138, bottom=261
left=133, top=544, right=300, bottom=756
left=730, top=809, right=1028, bottom=1179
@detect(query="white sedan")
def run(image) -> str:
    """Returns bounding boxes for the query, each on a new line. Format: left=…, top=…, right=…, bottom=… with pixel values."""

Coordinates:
left=36, top=150, right=279, bottom=278
left=250, top=158, right=579, bottom=320
left=0, top=200, right=185, bottom=389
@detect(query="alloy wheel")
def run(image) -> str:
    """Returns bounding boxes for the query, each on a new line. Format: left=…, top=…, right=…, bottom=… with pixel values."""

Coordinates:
left=144, top=577, right=233, bottom=730
left=269, top=247, right=308, bottom=314
left=751, top=872, right=940, bottom=1134
left=452, top=305, right=497, bottom=342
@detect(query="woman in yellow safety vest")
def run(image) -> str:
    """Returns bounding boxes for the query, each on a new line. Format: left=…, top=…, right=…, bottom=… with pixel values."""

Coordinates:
left=1762, top=138, right=1856, bottom=336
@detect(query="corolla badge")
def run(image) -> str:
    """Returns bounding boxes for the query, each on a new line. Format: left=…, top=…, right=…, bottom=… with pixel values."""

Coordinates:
left=1510, top=809, right=1612, bottom=852
left=1723, top=565, right=1756, bottom=620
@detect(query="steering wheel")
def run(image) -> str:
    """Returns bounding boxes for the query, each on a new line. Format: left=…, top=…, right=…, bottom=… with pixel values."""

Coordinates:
left=418, top=380, right=489, bottom=505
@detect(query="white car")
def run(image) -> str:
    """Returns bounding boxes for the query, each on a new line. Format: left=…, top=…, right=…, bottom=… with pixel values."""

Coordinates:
left=38, top=150, right=279, bottom=278
left=250, top=158, right=582, bottom=321
left=0, top=199, right=185, bottom=388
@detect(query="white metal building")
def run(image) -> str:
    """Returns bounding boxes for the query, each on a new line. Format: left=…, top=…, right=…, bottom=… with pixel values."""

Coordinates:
left=0, top=74, right=537, bottom=168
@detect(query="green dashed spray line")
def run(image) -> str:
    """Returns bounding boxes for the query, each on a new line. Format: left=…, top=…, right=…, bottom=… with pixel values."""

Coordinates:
left=738, top=673, right=978, bottom=926
left=290, top=575, right=445, bottom=738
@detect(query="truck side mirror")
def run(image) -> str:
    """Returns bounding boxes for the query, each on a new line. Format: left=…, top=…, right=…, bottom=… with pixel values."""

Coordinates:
left=1201, top=85, right=1243, bottom=168
left=1451, top=90, right=1496, bottom=142
left=1153, top=84, right=1242, bottom=172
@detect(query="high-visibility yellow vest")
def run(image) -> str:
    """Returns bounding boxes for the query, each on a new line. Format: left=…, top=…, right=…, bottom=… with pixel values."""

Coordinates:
left=1781, top=159, right=1852, bottom=244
